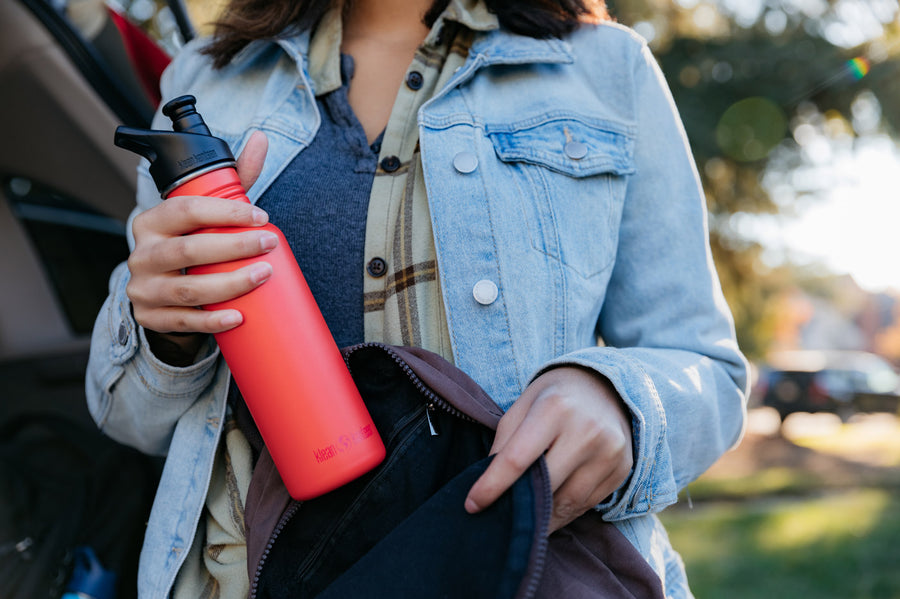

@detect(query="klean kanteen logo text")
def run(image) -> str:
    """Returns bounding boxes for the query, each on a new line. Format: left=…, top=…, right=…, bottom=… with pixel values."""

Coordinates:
left=313, top=424, right=376, bottom=464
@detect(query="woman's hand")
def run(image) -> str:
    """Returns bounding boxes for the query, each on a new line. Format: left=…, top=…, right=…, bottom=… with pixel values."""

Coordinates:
left=464, top=367, right=633, bottom=533
left=126, top=131, right=272, bottom=361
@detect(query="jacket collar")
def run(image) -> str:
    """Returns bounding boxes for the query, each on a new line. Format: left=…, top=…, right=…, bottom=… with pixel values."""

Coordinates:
left=469, top=29, right=573, bottom=66
left=437, top=0, right=574, bottom=67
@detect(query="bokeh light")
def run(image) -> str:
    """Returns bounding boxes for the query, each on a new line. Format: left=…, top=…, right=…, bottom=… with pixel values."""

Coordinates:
left=716, top=97, right=788, bottom=162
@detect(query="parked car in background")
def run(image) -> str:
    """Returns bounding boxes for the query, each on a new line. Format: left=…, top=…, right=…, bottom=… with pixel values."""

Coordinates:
left=758, top=349, right=900, bottom=422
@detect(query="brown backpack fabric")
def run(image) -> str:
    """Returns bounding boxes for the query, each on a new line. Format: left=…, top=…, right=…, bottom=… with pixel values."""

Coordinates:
left=244, top=343, right=664, bottom=599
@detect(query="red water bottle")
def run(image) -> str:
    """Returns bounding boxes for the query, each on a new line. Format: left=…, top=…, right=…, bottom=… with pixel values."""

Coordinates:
left=114, top=95, right=385, bottom=499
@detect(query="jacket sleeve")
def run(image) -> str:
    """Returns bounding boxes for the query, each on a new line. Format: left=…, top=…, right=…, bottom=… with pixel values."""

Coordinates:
left=537, top=42, right=748, bottom=521
left=85, top=261, right=220, bottom=456
left=85, top=43, right=222, bottom=456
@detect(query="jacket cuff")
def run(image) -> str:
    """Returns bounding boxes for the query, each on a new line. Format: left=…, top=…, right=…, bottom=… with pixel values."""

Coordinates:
left=105, top=262, right=221, bottom=395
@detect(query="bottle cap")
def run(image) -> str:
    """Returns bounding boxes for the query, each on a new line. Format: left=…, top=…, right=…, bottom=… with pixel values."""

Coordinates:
left=114, top=95, right=235, bottom=196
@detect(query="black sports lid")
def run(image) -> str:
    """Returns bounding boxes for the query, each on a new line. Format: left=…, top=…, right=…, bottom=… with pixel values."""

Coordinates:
left=114, top=95, right=235, bottom=195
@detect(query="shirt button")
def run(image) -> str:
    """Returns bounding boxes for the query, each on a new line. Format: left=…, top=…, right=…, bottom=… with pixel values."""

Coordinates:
left=380, top=156, right=401, bottom=172
left=472, top=279, right=499, bottom=305
left=564, top=141, right=588, bottom=160
left=406, top=71, right=424, bottom=90
left=453, top=151, right=478, bottom=174
left=117, top=322, right=129, bottom=345
left=367, top=257, right=387, bottom=278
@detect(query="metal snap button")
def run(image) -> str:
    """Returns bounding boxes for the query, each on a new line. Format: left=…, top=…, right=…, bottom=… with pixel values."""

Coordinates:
left=117, top=322, right=129, bottom=345
left=453, top=152, right=478, bottom=174
left=473, top=279, right=499, bottom=305
left=564, top=141, right=588, bottom=160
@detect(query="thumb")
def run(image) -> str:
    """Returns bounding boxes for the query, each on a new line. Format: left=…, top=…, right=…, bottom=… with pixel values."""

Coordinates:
left=236, top=130, right=268, bottom=191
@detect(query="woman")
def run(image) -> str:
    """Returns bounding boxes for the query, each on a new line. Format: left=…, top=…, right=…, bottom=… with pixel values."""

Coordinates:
left=86, top=0, right=748, bottom=596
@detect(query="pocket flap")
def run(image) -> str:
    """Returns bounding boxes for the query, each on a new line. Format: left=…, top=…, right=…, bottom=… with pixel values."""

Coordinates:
left=487, top=116, right=635, bottom=178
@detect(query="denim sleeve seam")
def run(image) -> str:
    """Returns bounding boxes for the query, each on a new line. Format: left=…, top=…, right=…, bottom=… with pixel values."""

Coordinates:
left=92, top=361, right=124, bottom=430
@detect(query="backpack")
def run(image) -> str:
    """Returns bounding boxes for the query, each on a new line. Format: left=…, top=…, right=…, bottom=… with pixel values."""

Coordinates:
left=0, top=412, right=160, bottom=599
left=247, top=343, right=665, bottom=599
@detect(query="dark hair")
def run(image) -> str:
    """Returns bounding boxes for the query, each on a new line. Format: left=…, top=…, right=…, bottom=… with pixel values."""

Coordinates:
left=202, top=0, right=610, bottom=68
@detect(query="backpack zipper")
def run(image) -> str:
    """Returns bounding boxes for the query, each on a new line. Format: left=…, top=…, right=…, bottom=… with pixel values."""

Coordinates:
left=249, top=342, right=484, bottom=598
left=345, top=343, right=552, bottom=599
left=425, top=403, right=439, bottom=436
left=344, top=342, right=477, bottom=426
left=249, top=501, right=301, bottom=599
left=516, top=459, right=552, bottom=599
left=249, top=408, right=427, bottom=598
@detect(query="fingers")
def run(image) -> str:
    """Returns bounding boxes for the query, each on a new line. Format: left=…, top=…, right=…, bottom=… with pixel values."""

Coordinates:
left=464, top=394, right=555, bottom=514
left=128, top=228, right=278, bottom=274
left=127, top=262, right=273, bottom=334
left=128, top=261, right=273, bottom=313
left=236, top=130, right=268, bottom=190
left=547, top=467, right=621, bottom=533
left=140, top=306, right=244, bottom=335
left=126, top=223, right=278, bottom=334
left=541, top=403, right=631, bottom=493
left=126, top=191, right=278, bottom=335
left=124, top=133, right=270, bottom=339
left=464, top=367, right=634, bottom=535
left=132, top=195, right=268, bottom=238
left=541, top=389, right=633, bottom=531
left=545, top=429, right=632, bottom=532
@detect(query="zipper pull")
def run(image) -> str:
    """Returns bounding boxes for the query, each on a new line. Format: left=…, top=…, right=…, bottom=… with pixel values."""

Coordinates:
left=426, top=403, right=440, bottom=436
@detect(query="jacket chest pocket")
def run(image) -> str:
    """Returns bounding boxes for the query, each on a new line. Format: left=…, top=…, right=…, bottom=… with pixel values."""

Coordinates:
left=486, top=116, right=635, bottom=279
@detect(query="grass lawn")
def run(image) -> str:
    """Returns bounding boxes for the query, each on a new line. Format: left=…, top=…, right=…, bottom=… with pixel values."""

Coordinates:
left=659, top=413, right=900, bottom=598
left=659, top=413, right=900, bottom=599
left=661, top=488, right=900, bottom=598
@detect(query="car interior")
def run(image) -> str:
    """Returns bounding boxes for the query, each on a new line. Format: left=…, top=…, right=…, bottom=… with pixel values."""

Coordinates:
left=0, top=1, right=190, bottom=595
left=0, top=0, right=171, bottom=369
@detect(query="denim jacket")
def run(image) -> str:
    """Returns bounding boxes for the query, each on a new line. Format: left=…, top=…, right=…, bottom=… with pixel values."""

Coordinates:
left=86, top=16, right=748, bottom=599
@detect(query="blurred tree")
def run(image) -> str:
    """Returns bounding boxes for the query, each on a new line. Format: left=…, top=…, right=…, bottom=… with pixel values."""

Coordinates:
left=607, top=0, right=900, bottom=358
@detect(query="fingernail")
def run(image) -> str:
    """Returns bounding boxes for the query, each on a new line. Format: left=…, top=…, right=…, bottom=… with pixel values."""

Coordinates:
left=259, top=232, right=278, bottom=251
left=251, top=207, right=268, bottom=225
left=464, top=497, right=480, bottom=514
left=221, top=312, right=242, bottom=328
left=250, top=262, right=272, bottom=284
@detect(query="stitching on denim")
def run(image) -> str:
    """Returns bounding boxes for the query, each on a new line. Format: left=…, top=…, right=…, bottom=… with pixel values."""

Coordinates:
left=458, top=88, right=524, bottom=393
left=520, top=166, right=616, bottom=280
